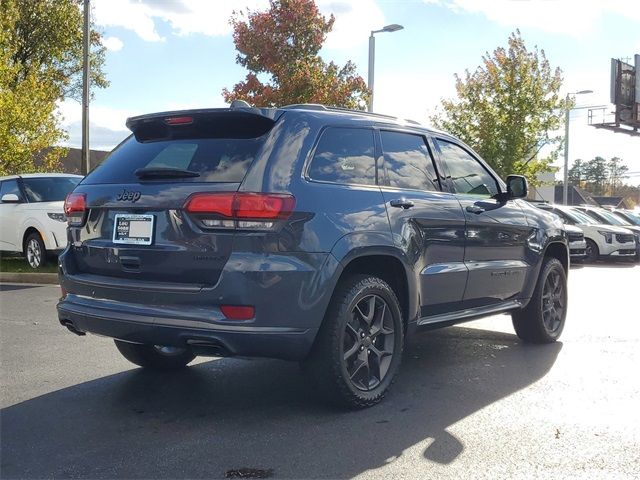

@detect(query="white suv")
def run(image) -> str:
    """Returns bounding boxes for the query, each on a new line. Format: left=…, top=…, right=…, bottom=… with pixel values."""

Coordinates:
left=538, top=204, right=637, bottom=263
left=0, top=174, right=82, bottom=268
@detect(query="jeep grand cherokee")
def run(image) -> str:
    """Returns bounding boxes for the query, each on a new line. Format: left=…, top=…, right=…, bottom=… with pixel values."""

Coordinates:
left=57, top=103, right=569, bottom=408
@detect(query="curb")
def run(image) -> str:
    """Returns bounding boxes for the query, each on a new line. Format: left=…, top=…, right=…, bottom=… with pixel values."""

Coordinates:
left=0, top=273, right=59, bottom=285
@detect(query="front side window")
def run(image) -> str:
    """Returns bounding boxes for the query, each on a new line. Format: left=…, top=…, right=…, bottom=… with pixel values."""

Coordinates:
left=307, top=127, right=376, bottom=185
left=562, top=208, right=596, bottom=225
left=435, top=139, right=499, bottom=197
left=381, top=131, right=440, bottom=191
left=0, top=180, right=23, bottom=200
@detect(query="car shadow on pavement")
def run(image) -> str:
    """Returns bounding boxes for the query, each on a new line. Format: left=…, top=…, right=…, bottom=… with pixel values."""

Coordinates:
left=0, top=326, right=561, bottom=479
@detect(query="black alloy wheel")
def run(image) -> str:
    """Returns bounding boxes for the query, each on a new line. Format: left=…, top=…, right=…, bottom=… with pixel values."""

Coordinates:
left=541, top=269, right=565, bottom=335
left=343, top=294, right=396, bottom=391
left=304, top=275, right=404, bottom=408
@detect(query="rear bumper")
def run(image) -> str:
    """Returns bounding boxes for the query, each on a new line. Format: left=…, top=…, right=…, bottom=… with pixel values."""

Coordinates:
left=57, top=250, right=342, bottom=361
left=57, top=296, right=317, bottom=360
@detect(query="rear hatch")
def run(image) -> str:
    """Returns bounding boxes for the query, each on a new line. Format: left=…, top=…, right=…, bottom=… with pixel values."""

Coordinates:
left=65, top=109, right=279, bottom=286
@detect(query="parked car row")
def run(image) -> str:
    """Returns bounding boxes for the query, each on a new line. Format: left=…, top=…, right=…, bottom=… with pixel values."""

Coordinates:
left=535, top=203, right=640, bottom=263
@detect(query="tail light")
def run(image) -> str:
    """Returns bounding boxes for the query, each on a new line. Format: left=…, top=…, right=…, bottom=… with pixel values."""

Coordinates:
left=184, top=192, right=295, bottom=230
left=64, top=193, right=87, bottom=226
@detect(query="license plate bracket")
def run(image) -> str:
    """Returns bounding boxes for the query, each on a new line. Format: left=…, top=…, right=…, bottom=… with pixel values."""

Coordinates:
left=113, top=214, right=155, bottom=245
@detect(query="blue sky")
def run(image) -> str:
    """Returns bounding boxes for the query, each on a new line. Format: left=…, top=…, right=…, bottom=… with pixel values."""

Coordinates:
left=58, top=0, right=640, bottom=184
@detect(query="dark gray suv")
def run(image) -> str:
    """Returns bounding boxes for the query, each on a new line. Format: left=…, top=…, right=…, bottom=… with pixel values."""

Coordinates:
left=57, top=104, right=569, bottom=408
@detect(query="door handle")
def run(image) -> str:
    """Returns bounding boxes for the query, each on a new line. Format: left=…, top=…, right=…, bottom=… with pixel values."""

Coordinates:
left=390, top=199, right=415, bottom=209
left=466, top=205, right=485, bottom=214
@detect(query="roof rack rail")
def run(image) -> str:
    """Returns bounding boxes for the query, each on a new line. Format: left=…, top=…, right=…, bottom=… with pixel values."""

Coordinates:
left=280, top=103, right=423, bottom=126
left=281, top=104, right=328, bottom=111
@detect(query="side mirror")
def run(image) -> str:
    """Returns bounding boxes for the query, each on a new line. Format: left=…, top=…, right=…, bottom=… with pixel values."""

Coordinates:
left=506, top=175, right=528, bottom=199
left=1, top=193, right=20, bottom=203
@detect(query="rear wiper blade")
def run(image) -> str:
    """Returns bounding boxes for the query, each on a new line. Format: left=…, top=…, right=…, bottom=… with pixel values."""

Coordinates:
left=134, top=167, right=200, bottom=179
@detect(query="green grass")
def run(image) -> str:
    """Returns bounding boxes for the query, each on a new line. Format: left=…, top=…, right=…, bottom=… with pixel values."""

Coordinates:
left=0, top=255, right=58, bottom=273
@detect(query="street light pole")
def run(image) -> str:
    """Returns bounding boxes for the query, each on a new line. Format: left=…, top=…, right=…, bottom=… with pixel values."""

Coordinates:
left=367, top=24, right=403, bottom=113
left=367, top=33, right=375, bottom=113
left=562, top=90, right=593, bottom=205
left=81, top=0, right=90, bottom=175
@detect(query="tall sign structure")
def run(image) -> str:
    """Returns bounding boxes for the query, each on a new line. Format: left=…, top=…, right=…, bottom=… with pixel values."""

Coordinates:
left=589, top=55, right=640, bottom=137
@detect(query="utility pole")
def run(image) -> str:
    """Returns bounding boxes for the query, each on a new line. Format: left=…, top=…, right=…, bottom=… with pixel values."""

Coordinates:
left=367, top=33, right=375, bottom=113
left=366, top=24, right=403, bottom=113
left=562, top=90, right=593, bottom=205
left=81, top=0, right=90, bottom=175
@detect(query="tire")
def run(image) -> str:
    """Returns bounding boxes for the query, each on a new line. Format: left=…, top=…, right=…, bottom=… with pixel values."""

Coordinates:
left=114, top=340, right=195, bottom=369
left=512, top=257, right=567, bottom=343
left=584, top=239, right=599, bottom=263
left=303, top=275, right=404, bottom=409
left=24, top=232, right=47, bottom=269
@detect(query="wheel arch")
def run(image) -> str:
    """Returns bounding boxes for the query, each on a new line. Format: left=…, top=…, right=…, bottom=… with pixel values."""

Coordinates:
left=22, top=227, right=43, bottom=253
left=327, top=236, right=419, bottom=331
left=544, top=241, right=569, bottom=273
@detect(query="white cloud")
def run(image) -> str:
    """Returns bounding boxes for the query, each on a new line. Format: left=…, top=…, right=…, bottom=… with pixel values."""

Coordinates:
left=93, top=0, right=268, bottom=42
left=102, top=36, right=123, bottom=51
left=93, top=0, right=376, bottom=50
left=318, top=0, right=386, bottom=49
left=93, top=0, right=164, bottom=41
left=372, top=71, right=456, bottom=125
left=424, top=0, right=640, bottom=36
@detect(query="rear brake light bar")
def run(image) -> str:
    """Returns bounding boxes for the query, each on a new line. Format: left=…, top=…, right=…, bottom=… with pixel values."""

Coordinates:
left=164, top=116, right=193, bottom=125
left=184, top=192, right=295, bottom=231
left=64, top=193, right=87, bottom=226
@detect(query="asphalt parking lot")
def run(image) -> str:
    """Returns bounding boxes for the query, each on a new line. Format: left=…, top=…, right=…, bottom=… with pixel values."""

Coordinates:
left=1, top=262, right=639, bottom=479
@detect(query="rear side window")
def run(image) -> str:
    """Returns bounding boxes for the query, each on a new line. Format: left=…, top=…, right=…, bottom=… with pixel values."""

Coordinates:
left=435, top=139, right=499, bottom=197
left=380, top=131, right=440, bottom=191
left=21, top=177, right=81, bottom=202
left=308, top=128, right=376, bottom=186
left=83, top=113, right=275, bottom=185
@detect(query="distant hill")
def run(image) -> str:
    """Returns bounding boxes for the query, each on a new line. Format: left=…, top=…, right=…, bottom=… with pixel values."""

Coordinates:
left=34, top=147, right=110, bottom=174
left=59, top=148, right=109, bottom=174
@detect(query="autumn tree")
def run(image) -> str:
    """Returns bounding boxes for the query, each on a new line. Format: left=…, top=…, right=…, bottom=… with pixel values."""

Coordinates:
left=0, top=0, right=108, bottom=175
left=567, top=158, right=585, bottom=186
left=607, top=157, right=628, bottom=195
left=223, top=0, right=369, bottom=109
left=431, top=31, right=569, bottom=183
left=583, top=156, right=608, bottom=195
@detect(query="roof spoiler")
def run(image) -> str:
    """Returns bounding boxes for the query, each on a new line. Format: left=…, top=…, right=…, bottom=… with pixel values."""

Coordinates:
left=125, top=102, right=282, bottom=133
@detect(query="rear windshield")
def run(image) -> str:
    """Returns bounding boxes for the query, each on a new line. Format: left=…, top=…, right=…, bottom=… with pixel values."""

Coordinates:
left=22, top=177, right=81, bottom=202
left=83, top=112, right=277, bottom=185
left=83, top=136, right=263, bottom=184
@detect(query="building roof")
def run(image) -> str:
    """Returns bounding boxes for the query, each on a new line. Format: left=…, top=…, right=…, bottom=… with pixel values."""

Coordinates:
left=592, top=196, right=632, bottom=209
left=554, top=185, right=599, bottom=206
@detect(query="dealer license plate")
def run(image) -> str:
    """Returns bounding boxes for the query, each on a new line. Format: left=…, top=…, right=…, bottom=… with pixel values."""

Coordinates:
left=113, top=214, right=155, bottom=245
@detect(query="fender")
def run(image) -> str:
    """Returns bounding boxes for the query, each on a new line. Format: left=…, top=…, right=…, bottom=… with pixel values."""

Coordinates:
left=327, top=231, right=421, bottom=326
left=20, top=218, right=53, bottom=250
left=519, top=234, right=569, bottom=306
